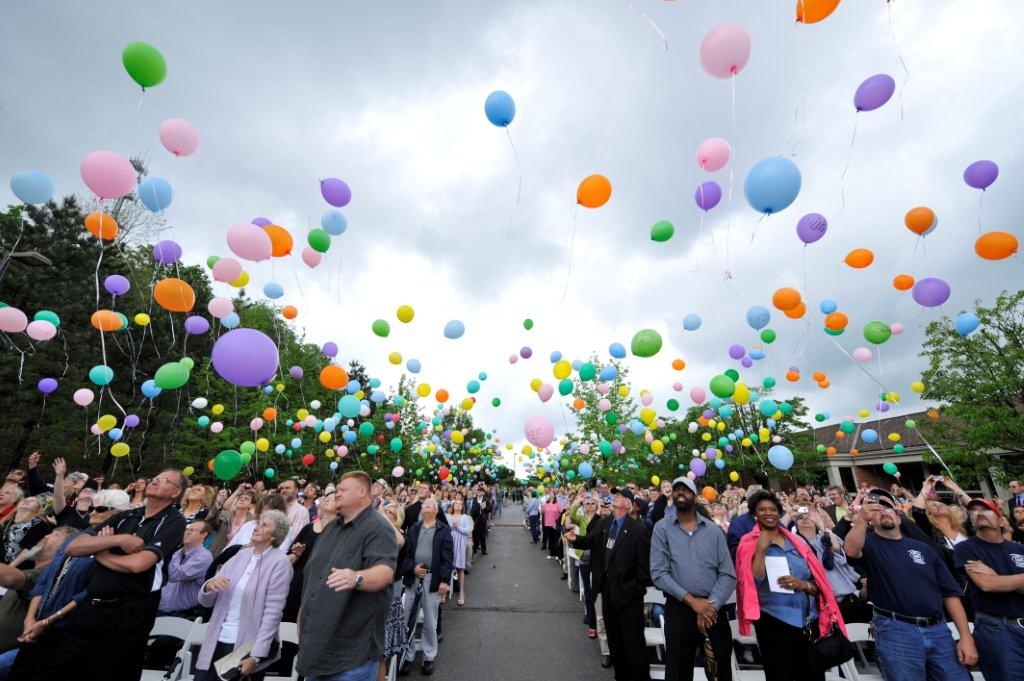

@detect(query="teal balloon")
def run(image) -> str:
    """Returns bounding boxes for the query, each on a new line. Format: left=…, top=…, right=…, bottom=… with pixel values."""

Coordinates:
left=154, top=361, right=189, bottom=389
left=578, top=363, right=597, bottom=381
left=213, top=449, right=243, bottom=481
left=338, top=394, right=361, bottom=418
left=264, top=468, right=276, bottom=478
left=882, top=462, right=898, bottom=475
left=558, top=379, right=574, bottom=396
left=390, top=437, right=403, bottom=452
left=197, top=416, right=210, bottom=427
left=88, top=364, right=114, bottom=386
left=358, top=421, right=374, bottom=437
left=33, top=310, right=60, bottom=327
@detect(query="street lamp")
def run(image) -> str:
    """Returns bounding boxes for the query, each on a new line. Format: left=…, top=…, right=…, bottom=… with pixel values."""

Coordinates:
left=0, top=250, right=52, bottom=282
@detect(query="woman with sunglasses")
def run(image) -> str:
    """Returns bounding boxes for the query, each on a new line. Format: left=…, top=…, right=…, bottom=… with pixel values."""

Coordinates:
left=10, top=489, right=130, bottom=680
left=567, top=492, right=601, bottom=638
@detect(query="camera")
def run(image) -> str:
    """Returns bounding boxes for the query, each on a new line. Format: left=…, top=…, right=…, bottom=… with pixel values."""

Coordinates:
left=797, top=506, right=809, bottom=515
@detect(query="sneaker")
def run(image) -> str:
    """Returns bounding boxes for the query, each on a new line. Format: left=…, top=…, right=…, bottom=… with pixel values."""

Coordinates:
left=422, top=660, right=435, bottom=675
left=546, top=556, right=552, bottom=560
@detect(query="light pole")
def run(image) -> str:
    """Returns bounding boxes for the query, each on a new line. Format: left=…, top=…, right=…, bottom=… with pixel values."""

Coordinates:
left=0, top=250, right=52, bottom=282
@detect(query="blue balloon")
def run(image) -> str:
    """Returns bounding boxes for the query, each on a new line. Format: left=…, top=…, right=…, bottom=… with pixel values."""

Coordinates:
left=330, top=461, right=339, bottom=470
left=370, top=390, right=386, bottom=403
left=749, top=348, right=765, bottom=360
left=321, top=210, right=348, bottom=236
left=137, top=177, right=173, bottom=212
left=767, top=444, right=794, bottom=471
left=819, top=298, right=838, bottom=314
left=263, top=282, right=284, bottom=299
left=406, top=358, right=422, bottom=373
left=628, top=420, right=645, bottom=435
left=746, top=305, right=771, bottom=330
left=549, top=351, right=562, bottom=363
left=683, top=314, right=702, bottom=331
left=274, top=444, right=286, bottom=454
left=89, top=364, right=114, bottom=386
left=744, top=157, right=802, bottom=215
left=467, top=380, right=480, bottom=394
left=10, top=170, right=54, bottom=204
left=571, top=360, right=583, bottom=371
left=608, top=342, right=627, bottom=359
left=484, top=90, right=516, bottom=127
left=346, top=380, right=361, bottom=394
left=197, top=415, right=210, bottom=427
left=599, top=365, right=618, bottom=381
left=861, top=429, right=879, bottom=443
left=221, top=313, right=240, bottom=329
left=263, top=385, right=274, bottom=394
left=344, top=431, right=357, bottom=443
left=577, top=461, right=594, bottom=479
left=714, top=458, right=726, bottom=469
left=108, top=427, right=123, bottom=441
left=954, top=312, right=980, bottom=336
left=291, top=437, right=302, bottom=448
left=141, top=379, right=162, bottom=398
left=444, top=320, right=465, bottom=339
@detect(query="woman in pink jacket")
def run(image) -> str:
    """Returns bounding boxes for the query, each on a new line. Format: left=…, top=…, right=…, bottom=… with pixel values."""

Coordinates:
left=541, top=492, right=564, bottom=561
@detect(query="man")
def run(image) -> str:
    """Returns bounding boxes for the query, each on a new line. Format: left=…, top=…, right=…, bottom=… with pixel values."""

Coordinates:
left=954, top=498, right=1024, bottom=681
left=279, top=478, right=311, bottom=549
left=52, top=469, right=187, bottom=681
left=651, top=477, right=736, bottom=681
left=845, top=489, right=977, bottom=680
left=525, top=490, right=541, bottom=543
left=596, top=480, right=612, bottom=502
left=566, top=487, right=652, bottom=681
left=302, top=482, right=320, bottom=520
left=158, top=519, right=213, bottom=617
left=371, top=479, right=386, bottom=510
left=297, top=471, right=398, bottom=681
left=648, top=479, right=674, bottom=526
left=399, top=497, right=454, bottom=676
left=1007, top=480, right=1024, bottom=516
left=470, top=485, right=490, bottom=556
left=726, top=489, right=759, bottom=559
left=824, top=485, right=851, bottom=525
left=51, top=457, right=93, bottom=530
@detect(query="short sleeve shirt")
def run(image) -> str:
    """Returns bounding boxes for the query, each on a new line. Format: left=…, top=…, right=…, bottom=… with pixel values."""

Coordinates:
left=86, top=504, right=186, bottom=597
left=854, top=533, right=962, bottom=619
left=954, top=537, right=1024, bottom=617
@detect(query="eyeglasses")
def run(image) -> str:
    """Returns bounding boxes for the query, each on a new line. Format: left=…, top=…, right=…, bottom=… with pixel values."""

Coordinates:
left=152, top=476, right=182, bottom=489
left=89, top=505, right=111, bottom=513
left=184, top=527, right=207, bottom=533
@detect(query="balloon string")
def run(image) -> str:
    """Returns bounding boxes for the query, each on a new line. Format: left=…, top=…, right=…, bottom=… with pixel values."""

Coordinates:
left=787, top=20, right=808, bottom=156
left=838, top=113, right=859, bottom=214
left=750, top=213, right=768, bottom=244
left=628, top=3, right=668, bottom=51
left=726, top=75, right=736, bottom=277
left=977, top=191, right=984, bottom=233
left=290, top=256, right=307, bottom=301
left=504, top=127, right=523, bottom=237
left=136, top=91, right=144, bottom=136
left=612, top=266, right=638, bottom=334
left=560, top=204, right=578, bottom=304
left=915, top=429, right=955, bottom=478
left=887, top=1, right=910, bottom=123
left=825, top=334, right=887, bottom=393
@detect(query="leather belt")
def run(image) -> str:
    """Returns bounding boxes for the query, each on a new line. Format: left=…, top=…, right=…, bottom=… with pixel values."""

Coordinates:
left=976, top=611, right=1024, bottom=627
left=873, top=606, right=942, bottom=627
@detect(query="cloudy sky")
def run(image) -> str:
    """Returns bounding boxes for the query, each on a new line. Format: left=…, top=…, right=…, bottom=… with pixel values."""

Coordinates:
left=2, top=1, right=1022, bottom=474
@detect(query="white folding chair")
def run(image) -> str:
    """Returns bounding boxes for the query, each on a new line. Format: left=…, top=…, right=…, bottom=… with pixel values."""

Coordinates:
left=643, top=587, right=667, bottom=606
left=142, top=616, right=202, bottom=681
left=844, top=622, right=874, bottom=668
left=729, top=618, right=761, bottom=677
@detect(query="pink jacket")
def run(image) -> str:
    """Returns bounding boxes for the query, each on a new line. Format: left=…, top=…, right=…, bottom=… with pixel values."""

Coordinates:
left=735, top=524, right=847, bottom=639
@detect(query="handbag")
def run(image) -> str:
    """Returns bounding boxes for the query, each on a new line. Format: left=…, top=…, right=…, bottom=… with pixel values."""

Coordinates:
left=807, top=621, right=856, bottom=671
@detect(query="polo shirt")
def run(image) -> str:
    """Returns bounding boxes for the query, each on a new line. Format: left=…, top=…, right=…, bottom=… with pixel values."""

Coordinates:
left=297, top=506, right=398, bottom=677
left=86, top=504, right=185, bottom=597
left=954, top=536, right=1024, bottom=617
left=651, top=514, right=736, bottom=606
left=853, top=532, right=962, bottom=619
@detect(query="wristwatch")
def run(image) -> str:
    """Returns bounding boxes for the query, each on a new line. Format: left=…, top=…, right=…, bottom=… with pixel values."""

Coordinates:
left=354, top=573, right=364, bottom=589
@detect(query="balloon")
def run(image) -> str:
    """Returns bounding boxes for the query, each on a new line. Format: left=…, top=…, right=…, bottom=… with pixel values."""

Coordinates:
left=158, top=118, right=200, bottom=157
left=33, top=310, right=60, bottom=328
left=954, top=312, right=980, bottom=336
left=264, top=225, right=294, bottom=257
left=538, top=384, right=554, bottom=402
left=90, top=310, right=122, bottom=332
left=904, top=207, right=937, bottom=237
left=26, top=320, right=57, bottom=341
left=10, top=170, right=54, bottom=204
left=153, top=278, right=195, bottom=312
left=184, top=315, right=209, bottom=335
left=396, top=305, right=415, bottom=323
left=796, top=213, right=827, bottom=244
left=207, top=297, right=233, bottom=319
left=320, top=178, right=352, bottom=207
left=699, top=22, right=751, bottom=79
left=84, top=212, right=118, bottom=240
left=746, top=305, right=771, bottom=330
left=227, top=222, right=273, bottom=261
left=322, top=341, right=339, bottom=358
left=844, top=248, right=874, bottom=269
left=122, top=41, right=166, bottom=88
left=213, top=450, right=243, bottom=481
left=103, top=274, right=130, bottom=296
left=912, top=278, right=951, bottom=308
left=650, top=220, right=675, bottom=242
left=694, top=181, right=722, bottom=211
left=141, top=380, right=162, bottom=398
left=768, top=445, right=794, bottom=471
left=307, top=229, right=331, bottom=253
left=975, top=231, right=1018, bottom=260
left=796, top=0, right=841, bottom=24
left=124, top=414, right=141, bottom=427
left=152, top=240, right=182, bottom=265
left=320, top=365, right=349, bottom=390
left=852, top=347, right=873, bottom=362
left=577, top=174, right=612, bottom=208
left=484, top=90, right=516, bottom=126
left=892, top=274, right=915, bottom=291
left=110, top=443, right=130, bottom=458
left=212, top=329, right=280, bottom=387
left=137, top=177, right=173, bottom=212
left=37, top=377, right=58, bottom=394
left=262, top=282, right=284, bottom=300
left=609, top=342, right=627, bottom=358
left=72, top=388, right=94, bottom=407
left=690, top=459, right=708, bottom=477
left=683, top=314, right=702, bottom=331
left=631, top=329, right=663, bottom=357
left=853, top=74, right=896, bottom=112
left=578, top=462, right=594, bottom=479
left=862, top=429, right=879, bottom=444
left=524, top=416, right=555, bottom=448
left=444, top=320, right=465, bottom=339
left=745, top=157, right=801, bottom=214
left=0, top=307, right=28, bottom=333
left=406, top=358, right=422, bottom=373
left=695, top=137, right=731, bottom=172
left=154, top=361, right=189, bottom=389
left=372, top=319, right=391, bottom=337
left=863, top=321, right=892, bottom=344
left=89, top=365, right=114, bottom=386
left=321, top=210, right=348, bottom=236
left=882, top=462, right=898, bottom=475
left=963, top=160, right=999, bottom=190
left=338, top=394, right=361, bottom=418
left=772, top=287, right=802, bottom=311
left=80, top=150, right=137, bottom=199
left=709, top=375, right=736, bottom=399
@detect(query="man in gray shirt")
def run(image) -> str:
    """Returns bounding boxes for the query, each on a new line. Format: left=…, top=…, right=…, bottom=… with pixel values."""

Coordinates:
left=651, top=476, right=737, bottom=681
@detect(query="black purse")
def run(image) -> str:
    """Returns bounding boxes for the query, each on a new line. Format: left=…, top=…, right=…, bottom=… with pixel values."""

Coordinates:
left=807, top=621, right=856, bottom=671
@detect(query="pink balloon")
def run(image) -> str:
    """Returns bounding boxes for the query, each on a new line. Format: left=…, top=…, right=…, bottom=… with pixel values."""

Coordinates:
left=890, top=323, right=904, bottom=335
left=0, top=307, right=28, bottom=333
left=852, top=347, right=873, bottom=362
left=690, top=386, right=707, bottom=404
left=695, top=137, right=732, bottom=172
left=523, top=415, right=555, bottom=448
left=641, top=393, right=654, bottom=406
left=508, top=354, right=518, bottom=364
left=210, top=421, right=224, bottom=433
left=90, top=424, right=103, bottom=436
left=673, top=382, right=683, bottom=391
left=158, top=118, right=201, bottom=157
left=579, top=443, right=591, bottom=455
left=596, top=383, right=610, bottom=395
left=208, top=297, right=233, bottom=319
left=250, top=418, right=264, bottom=430
left=392, top=466, right=405, bottom=477
left=212, top=257, right=243, bottom=283
left=25, top=319, right=57, bottom=341
left=80, top=150, right=137, bottom=199
left=73, top=388, right=95, bottom=407
left=301, top=246, right=322, bottom=268
left=338, top=445, right=349, bottom=457
left=699, top=23, right=751, bottom=79
left=538, top=384, right=554, bottom=402
left=226, top=222, right=273, bottom=261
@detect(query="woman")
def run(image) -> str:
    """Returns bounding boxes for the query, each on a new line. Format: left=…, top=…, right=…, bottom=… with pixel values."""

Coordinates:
left=283, top=490, right=339, bottom=621
left=1, top=496, right=50, bottom=566
left=128, top=477, right=148, bottom=508
left=792, top=509, right=870, bottom=624
left=445, top=498, right=473, bottom=607
left=379, top=501, right=407, bottom=681
left=913, top=476, right=972, bottom=549
left=194, top=510, right=292, bottom=681
left=180, top=483, right=214, bottom=523
left=210, top=488, right=259, bottom=556
left=439, top=489, right=452, bottom=513
left=709, top=503, right=731, bottom=533
left=1007, top=505, right=1024, bottom=542
left=12, top=490, right=130, bottom=680
left=541, top=492, right=563, bottom=560
left=0, top=485, right=23, bottom=526
left=567, top=493, right=599, bottom=638
left=736, top=490, right=846, bottom=681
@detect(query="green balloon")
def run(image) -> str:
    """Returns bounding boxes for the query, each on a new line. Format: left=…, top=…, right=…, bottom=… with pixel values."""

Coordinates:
left=631, top=329, right=663, bottom=358
left=823, top=327, right=845, bottom=337
left=566, top=470, right=576, bottom=480
left=724, top=368, right=740, bottom=381
left=491, top=397, right=501, bottom=407
left=840, top=420, right=855, bottom=434
left=882, top=462, right=898, bottom=475
left=33, top=310, right=60, bottom=327
left=213, top=449, right=243, bottom=481
left=390, top=437, right=403, bottom=452
left=154, top=361, right=189, bottom=389
left=863, top=321, right=892, bottom=345
left=122, top=41, right=167, bottom=89
left=240, top=451, right=252, bottom=465
left=367, top=444, right=379, bottom=455
left=666, top=398, right=679, bottom=411
left=523, top=318, right=534, bottom=330
left=604, top=412, right=618, bottom=426
left=206, top=255, right=220, bottom=269
left=709, top=374, right=736, bottom=399
left=240, top=441, right=256, bottom=455
left=762, top=377, right=776, bottom=389
left=816, top=444, right=826, bottom=453
left=598, top=440, right=613, bottom=456
left=760, top=329, right=777, bottom=344
left=371, top=319, right=391, bottom=337
left=308, top=228, right=331, bottom=253
left=179, top=356, right=195, bottom=370
left=894, top=443, right=905, bottom=454
left=650, top=220, right=675, bottom=243
left=578, top=363, right=597, bottom=381
left=558, top=378, right=574, bottom=396
left=358, top=422, right=374, bottom=437
left=905, top=419, right=917, bottom=429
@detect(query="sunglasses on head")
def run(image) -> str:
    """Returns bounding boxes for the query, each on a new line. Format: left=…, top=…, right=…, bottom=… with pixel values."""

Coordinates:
left=88, top=505, right=111, bottom=513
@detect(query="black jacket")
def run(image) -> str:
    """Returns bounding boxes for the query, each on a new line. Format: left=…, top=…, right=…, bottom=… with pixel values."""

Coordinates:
left=401, top=521, right=454, bottom=593
left=402, top=501, right=449, bottom=531
left=570, top=514, right=652, bottom=609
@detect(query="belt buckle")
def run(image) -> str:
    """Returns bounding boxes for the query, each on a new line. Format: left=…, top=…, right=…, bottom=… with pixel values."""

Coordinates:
left=914, top=616, right=931, bottom=627
left=1015, top=617, right=1024, bottom=628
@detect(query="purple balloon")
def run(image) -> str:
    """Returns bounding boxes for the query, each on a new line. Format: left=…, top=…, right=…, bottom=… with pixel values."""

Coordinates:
left=37, top=377, right=58, bottom=394
left=520, top=346, right=533, bottom=359
left=322, top=342, right=338, bottom=358
left=251, top=217, right=273, bottom=227
left=741, top=357, right=754, bottom=368
left=184, top=316, right=210, bottom=335
left=796, top=213, right=828, bottom=244
left=690, top=458, right=707, bottom=477
left=728, top=344, right=745, bottom=360
left=152, top=240, right=183, bottom=264
left=694, top=181, right=722, bottom=211
left=289, top=365, right=304, bottom=379
left=854, top=74, right=896, bottom=112
left=103, top=274, right=131, bottom=296
left=963, top=160, right=999, bottom=190
left=912, top=277, right=951, bottom=308
left=212, top=329, right=280, bottom=387
left=124, top=413, right=141, bottom=427
left=876, top=402, right=890, bottom=413
left=320, top=178, right=352, bottom=208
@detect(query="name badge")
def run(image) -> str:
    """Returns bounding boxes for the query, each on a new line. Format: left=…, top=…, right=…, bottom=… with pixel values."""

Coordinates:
left=606, top=538, right=615, bottom=550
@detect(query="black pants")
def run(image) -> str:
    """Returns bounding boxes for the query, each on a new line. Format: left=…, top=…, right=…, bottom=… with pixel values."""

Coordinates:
left=603, top=590, right=651, bottom=681
left=473, top=519, right=488, bottom=554
left=193, top=640, right=268, bottom=681
left=544, top=526, right=561, bottom=559
left=753, top=613, right=824, bottom=681
left=664, top=597, right=733, bottom=681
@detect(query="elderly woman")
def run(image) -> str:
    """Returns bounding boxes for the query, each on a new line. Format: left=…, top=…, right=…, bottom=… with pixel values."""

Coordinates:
left=210, top=487, right=260, bottom=556
left=180, top=483, right=215, bottom=523
left=1, top=496, right=50, bottom=566
left=194, top=510, right=292, bottom=681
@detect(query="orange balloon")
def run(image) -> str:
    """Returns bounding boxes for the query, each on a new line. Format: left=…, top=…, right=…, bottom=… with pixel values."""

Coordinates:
left=785, top=370, right=800, bottom=382
left=263, top=225, right=294, bottom=257
left=844, top=248, right=874, bottom=268
left=153, top=278, right=196, bottom=312
left=91, top=309, right=123, bottom=332
left=319, top=365, right=349, bottom=391
left=576, top=174, right=612, bottom=208
left=824, top=311, right=848, bottom=330
left=850, top=448, right=859, bottom=457
left=783, top=301, right=807, bottom=319
left=262, top=407, right=278, bottom=421
left=207, top=459, right=215, bottom=472
left=697, top=416, right=709, bottom=427
left=975, top=231, right=1019, bottom=260
left=84, top=212, right=119, bottom=240
left=818, top=379, right=831, bottom=389
left=904, top=207, right=937, bottom=236
left=701, top=486, right=718, bottom=502
left=927, top=408, right=940, bottom=420
left=826, top=446, right=837, bottom=457
left=573, top=398, right=586, bottom=410
left=671, top=358, right=685, bottom=371
left=892, top=274, right=915, bottom=291
left=282, top=305, right=298, bottom=320
left=811, top=371, right=826, bottom=382
left=435, top=389, right=449, bottom=403
left=836, top=430, right=846, bottom=439
left=796, top=0, right=841, bottom=24
left=772, top=287, right=802, bottom=311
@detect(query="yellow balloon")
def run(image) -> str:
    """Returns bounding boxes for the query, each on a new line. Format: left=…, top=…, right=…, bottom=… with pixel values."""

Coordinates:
left=296, top=408, right=309, bottom=420
left=318, top=431, right=331, bottom=443
left=537, top=469, right=546, bottom=479
left=741, top=438, right=752, bottom=447
left=887, top=433, right=901, bottom=443
left=651, top=440, right=664, bottom=454
left=211, top=404, right=225, bottom=415
left=707, top=419, right=717, bottom=428
left=910, top=380, right=925, bottom=393
left=325, top=449, right=334, bottom=457
left=640, top=407, right=657, bottom=426
left=505, top=443, right=513, bottom=450
left=617, top=385, right=630, bottom=397
left=759, top=427, right=771, bottom=442
left=729, top=471, right=740, bottom=482
left=522, top=445, right=533, bottom=455
left=887, top=392, right=900, bottom=403
left=134, top=313, right=151, bottom=326
left=275, top=383, right=285, bottom=392
left=529, top=378, right=542, bottom=392
left=857, top=409, right=870, bottom=418
left=417, top=383, right=431, bottom=398
left=427, top=443, right=437, bottom=452
left=717, top=421, right=726, bottom=431
left=356, top=390, right=365, bottom=400
left=97, top=414, right=117, bottom=432
left=701, top=433, right=712, bottom=442
left=388, top=352, right=402, bottom=365
left=536, top=484, right=545, bottom=494
left=451, top=431, right=465, bottom=444
left=229, top=271, right=250, bottom=288
left=396, top=305, right=415, bottom=323
left=651, top=475, right=660, bottom=486
left=733, top=382, right=750, bottom=405
left=553, top=360, right=572, bottom=380
left=256, top=438, right=270, bottom=452
left=110, top=442, right=130, bottom=457
left=461, top=397, right=474, bottom=411
left=183, top=466, right=195, bottom=476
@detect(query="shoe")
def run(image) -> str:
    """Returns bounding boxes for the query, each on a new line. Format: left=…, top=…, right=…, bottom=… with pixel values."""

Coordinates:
left=601, top=655, right=612, bottom=668
left=481, top=551, right=487, bottom=555
left=398, top=661, right=413, bottom=676
left=437, top=633, right=444, bottom=643
left=458, top=599, right=465, bottom=607
left=422, top=660, right=435, bottom=675
left=560, top=573, right=568, bottom=580
left=546, top=556, right=552, bottom=560
left=588, top=628, right=597, bottom=639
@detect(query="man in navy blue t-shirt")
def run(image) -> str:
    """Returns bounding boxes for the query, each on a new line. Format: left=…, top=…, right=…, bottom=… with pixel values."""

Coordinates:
left=845, top=490, right=977, bottom=681
left=954, top=498, right=1024, bottom=681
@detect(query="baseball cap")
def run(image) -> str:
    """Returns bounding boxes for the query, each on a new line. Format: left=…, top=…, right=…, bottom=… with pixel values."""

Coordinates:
left=866, top=488, right=900, bottom=509
left=671, top=476, right=697, bottom=495
left=966, top=498, right=1003, bottom=517
left=610, top=487, right=636, bottom=504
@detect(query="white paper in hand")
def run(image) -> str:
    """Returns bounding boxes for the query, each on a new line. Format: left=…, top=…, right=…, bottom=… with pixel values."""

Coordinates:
left=765, top=556, right=794, bottom=593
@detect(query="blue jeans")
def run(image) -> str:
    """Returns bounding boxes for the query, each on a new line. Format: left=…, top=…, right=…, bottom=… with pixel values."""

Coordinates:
left=579, top=562, right=596, bottom=628
left=0, top=648, right=17, bottom=679
left=973, top=612, right=1024, bottom=681
left=873, top=616, right=971, bottom=681
left=306, top=658, right=379, bottom=681
left=528, top=514, right=540, bottom=542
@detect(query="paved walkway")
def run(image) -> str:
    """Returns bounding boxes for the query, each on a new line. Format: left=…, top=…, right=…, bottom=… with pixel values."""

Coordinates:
left=421, top=503, right=610, bottom=678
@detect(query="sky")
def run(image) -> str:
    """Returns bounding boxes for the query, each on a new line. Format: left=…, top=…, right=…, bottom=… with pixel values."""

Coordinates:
left=1, top=1, right=1022, bottom=477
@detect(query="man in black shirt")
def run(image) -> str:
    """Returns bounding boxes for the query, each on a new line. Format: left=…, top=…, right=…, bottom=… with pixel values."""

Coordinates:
left=49, top=469, right=187, bottom=681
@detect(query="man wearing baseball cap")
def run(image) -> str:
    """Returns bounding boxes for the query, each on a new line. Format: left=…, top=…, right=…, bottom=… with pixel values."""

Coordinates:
left=845, top=489, right=977, bottom=680
left=651, top=477, right=736, bottom=681
left=954, top=498, right=1024, bottom=680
